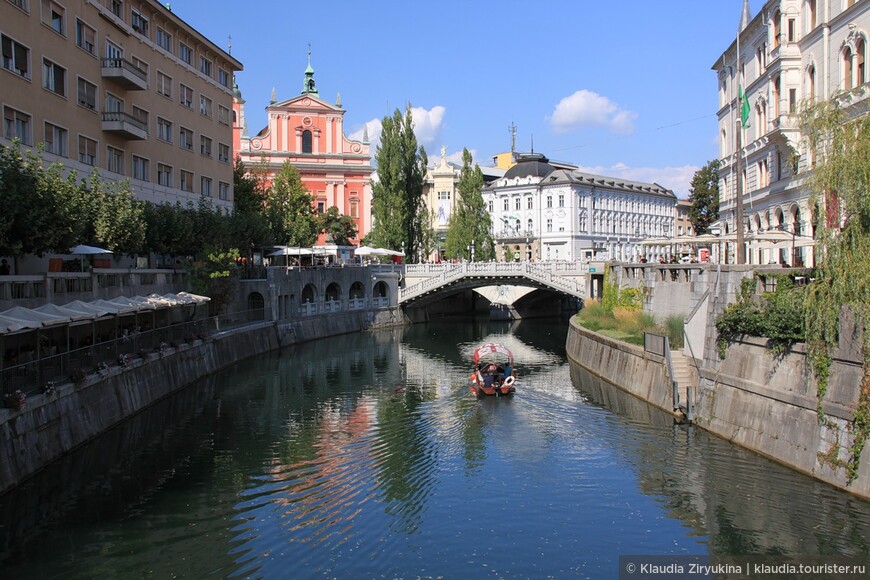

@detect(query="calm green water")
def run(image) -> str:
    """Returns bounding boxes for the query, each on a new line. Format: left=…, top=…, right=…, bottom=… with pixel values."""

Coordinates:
left=1, top=318, right=870, bottom=578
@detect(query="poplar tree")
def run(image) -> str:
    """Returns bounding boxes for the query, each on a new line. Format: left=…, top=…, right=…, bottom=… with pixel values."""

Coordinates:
left=368, top=104, right=429, bottom=262
left=444, top=148, right=494, bottom=261
left=688, top=160, right=720, bottom=235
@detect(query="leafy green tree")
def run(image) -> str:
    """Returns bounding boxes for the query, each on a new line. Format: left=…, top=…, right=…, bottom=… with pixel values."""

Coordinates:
left=189, top=248, right=240, bottom=316
left=265, top=161, right=316, bottom=247
left=444, top=148, right=494, bottom=261
left=143, top=201, right=198, bottom=258
left=87, top=173, right=146, bottom=255
left=232, top=157, right=267, bottom=215
left=318, top=206, right=358, bottom=246
left=688, top=160, right=720, bottom=235
left=368, top=104, right=429, bottom=261
left=229, top=157, right=271, bottom=254
left=0, top=144, right=82, bottom=264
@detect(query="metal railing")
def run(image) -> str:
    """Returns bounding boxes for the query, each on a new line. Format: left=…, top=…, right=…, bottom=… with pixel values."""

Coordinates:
left=399, top=261, right=585, bottom=303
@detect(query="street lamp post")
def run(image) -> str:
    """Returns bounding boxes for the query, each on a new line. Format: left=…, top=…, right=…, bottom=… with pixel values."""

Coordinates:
left=633, top=225, right=641, bottom=262
left=663, top=223, right=671, bottom=261
left=471, top=239, right=475, bottom=263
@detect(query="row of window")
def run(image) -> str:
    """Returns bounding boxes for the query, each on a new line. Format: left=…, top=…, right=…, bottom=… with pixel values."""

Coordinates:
left=154, top=116, right=230, bottom=161
left=2, top=31, right=232, bottom=127
left=488, top=192, right=670, bottom=215
left=3, top=105, right=230, bottom=201
left=490, top=212, right=672, bottom=236
left=4, top=95, right=230, bottom=163
left=7, top=0, right=231, bottom=89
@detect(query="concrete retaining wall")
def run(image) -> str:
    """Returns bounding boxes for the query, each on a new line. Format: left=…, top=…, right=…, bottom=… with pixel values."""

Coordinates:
left=0, top=307, right=403, bottom=495
left=565, top=316, right=870, bottom=500
left=565, top=318, right=675, bottom=415
left=695, top=336, right=869, bottom=499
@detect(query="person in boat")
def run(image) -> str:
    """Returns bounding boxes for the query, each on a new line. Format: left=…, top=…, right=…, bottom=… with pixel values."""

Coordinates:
left=482, top=364, right=503, bottom=389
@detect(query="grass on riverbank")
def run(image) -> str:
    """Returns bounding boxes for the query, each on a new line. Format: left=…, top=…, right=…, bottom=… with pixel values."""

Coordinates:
left=575, top=300, right=684, bottom=348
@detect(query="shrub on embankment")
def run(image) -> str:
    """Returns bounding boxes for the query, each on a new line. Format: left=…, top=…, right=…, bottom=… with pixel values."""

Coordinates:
left=576, top=264, right=685, bottom=348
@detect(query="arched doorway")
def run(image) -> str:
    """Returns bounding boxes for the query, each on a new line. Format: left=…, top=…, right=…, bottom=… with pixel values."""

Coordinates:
left=373, top=281, right=389, bottom=306
left=325, top=282, right=341, bottom=312
left=349, top=281, right=365, bottom=309
left=301, top=284, right=317, bottom=314
left=247, top=292, right=265, bottom=320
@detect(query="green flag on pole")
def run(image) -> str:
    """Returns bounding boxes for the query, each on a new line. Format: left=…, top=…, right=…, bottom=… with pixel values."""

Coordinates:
left=738, top=85, right=750, bottom=129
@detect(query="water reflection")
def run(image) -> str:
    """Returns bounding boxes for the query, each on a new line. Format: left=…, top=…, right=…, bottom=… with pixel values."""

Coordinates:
left=1, top=317, right=869, bottom=578
left=570, top=363, right=870, bottom=558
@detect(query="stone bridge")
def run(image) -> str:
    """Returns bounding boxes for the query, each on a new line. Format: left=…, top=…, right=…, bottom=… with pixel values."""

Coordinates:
left=399, top=262, right=588, bottom=308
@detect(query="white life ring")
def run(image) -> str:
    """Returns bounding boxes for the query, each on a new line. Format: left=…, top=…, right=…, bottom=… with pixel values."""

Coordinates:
left=504, top=375, right=515, bottom=387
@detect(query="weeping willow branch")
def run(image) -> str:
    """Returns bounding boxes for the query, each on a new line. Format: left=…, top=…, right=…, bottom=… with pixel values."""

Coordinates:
left=800, top=97, right=870, bottom=483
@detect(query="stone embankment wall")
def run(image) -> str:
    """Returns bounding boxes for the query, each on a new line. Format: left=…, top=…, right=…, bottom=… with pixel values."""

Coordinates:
left=565, top=294, right=870, bottom=499
left=695, top=334, right=868, bottom=499
left=0, top=308, right=402, bottom=495
left=565, top=318, right=675, bottom=415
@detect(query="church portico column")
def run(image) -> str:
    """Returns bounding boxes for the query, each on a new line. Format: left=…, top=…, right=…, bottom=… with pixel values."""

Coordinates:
left=336, top=181, right=346, bottom=213
left=326, top=117, right=333, bottom=153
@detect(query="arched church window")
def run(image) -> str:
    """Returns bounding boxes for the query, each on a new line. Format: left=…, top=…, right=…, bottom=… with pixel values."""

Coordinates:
left=302, top=130, right=313, bottom=153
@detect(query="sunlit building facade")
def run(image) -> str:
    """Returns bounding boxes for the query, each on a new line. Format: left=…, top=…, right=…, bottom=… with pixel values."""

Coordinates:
left=483, top=154, right=676, bottom=262
left=1, top=0, right=242, bottom=210
left=712, top=0, right=870, bottom=266
left=233, top=58, right=372, bottom=243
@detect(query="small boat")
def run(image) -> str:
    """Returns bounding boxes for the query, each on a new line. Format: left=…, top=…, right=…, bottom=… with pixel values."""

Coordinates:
left=470, top=342, right=516, bottom=397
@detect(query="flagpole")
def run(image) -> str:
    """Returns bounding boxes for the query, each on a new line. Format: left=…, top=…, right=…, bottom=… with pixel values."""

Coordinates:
left=735, top=2, right=746, bottom=265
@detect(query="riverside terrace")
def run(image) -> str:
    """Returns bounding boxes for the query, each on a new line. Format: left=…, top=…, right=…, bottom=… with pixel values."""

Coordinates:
left=0, top=294, right=220, bottom=401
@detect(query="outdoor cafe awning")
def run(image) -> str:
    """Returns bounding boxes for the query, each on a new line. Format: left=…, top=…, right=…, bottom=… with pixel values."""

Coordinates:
left=0, top=294, right=210, bottom=337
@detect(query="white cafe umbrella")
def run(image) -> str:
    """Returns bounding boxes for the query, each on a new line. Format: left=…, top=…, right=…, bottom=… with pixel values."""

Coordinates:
left=69, top=244, right=112, bottom=255
left=69, top=244, right=112, bottom=271
left=268, top=247, right=313, bottom=256
left=353, top=246, right=380, bottom=256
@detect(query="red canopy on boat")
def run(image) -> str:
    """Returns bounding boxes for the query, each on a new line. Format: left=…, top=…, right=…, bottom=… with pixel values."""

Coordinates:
left=473, top=343, right=514, bottom=365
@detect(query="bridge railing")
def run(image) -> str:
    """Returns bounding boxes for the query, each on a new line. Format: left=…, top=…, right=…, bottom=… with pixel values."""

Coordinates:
left=399, top=261, right=586, bottom=303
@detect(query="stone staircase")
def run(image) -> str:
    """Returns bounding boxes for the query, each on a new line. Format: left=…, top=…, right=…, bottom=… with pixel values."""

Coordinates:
left=670, top=350, right=696, bottom=412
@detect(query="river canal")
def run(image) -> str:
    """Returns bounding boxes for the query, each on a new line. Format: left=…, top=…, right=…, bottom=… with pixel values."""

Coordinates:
left=2, top=318, right=870, bottom=578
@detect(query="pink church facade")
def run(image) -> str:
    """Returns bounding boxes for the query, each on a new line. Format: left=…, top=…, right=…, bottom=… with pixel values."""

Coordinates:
left=232, top=59, right=372, bottom=243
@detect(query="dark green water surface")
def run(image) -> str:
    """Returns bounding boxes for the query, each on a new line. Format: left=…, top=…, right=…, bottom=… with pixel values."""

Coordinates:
left=1, top=318, right=869, bottom=578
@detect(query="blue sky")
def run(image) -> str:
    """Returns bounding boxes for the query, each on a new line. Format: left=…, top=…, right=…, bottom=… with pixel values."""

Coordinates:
left=170, top=0, right=765, bottom=198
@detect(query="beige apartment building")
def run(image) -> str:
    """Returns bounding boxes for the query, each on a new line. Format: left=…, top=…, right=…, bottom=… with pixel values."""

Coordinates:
left=1, top=0, right=242, bottom=210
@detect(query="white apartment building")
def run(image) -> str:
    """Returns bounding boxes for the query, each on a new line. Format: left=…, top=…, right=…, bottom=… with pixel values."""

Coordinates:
left=1, top=0, right=242, bottom=210
left=712, top=0, right=869, bottom=266
left=482, top=154, right=676, bottom=262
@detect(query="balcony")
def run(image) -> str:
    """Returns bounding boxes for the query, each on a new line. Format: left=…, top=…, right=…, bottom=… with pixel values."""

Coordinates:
left=101, top=58, right=148, bottom=90
left=102, top=111, right=147, bottom=140
left=494, top=228, right=535, bottom=242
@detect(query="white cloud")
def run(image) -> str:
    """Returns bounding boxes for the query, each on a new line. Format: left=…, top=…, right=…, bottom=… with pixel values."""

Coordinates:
left=549, top=90, right=638, bottom=135
left=349, top=118, right=382, bottom=147
left=410, top=105, right=446, bottom=149
left=576, top=162, right=699, bottom=199
left=429, top=147, right=479, bottom=168
left=349, top=105, right=446, bottom=155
